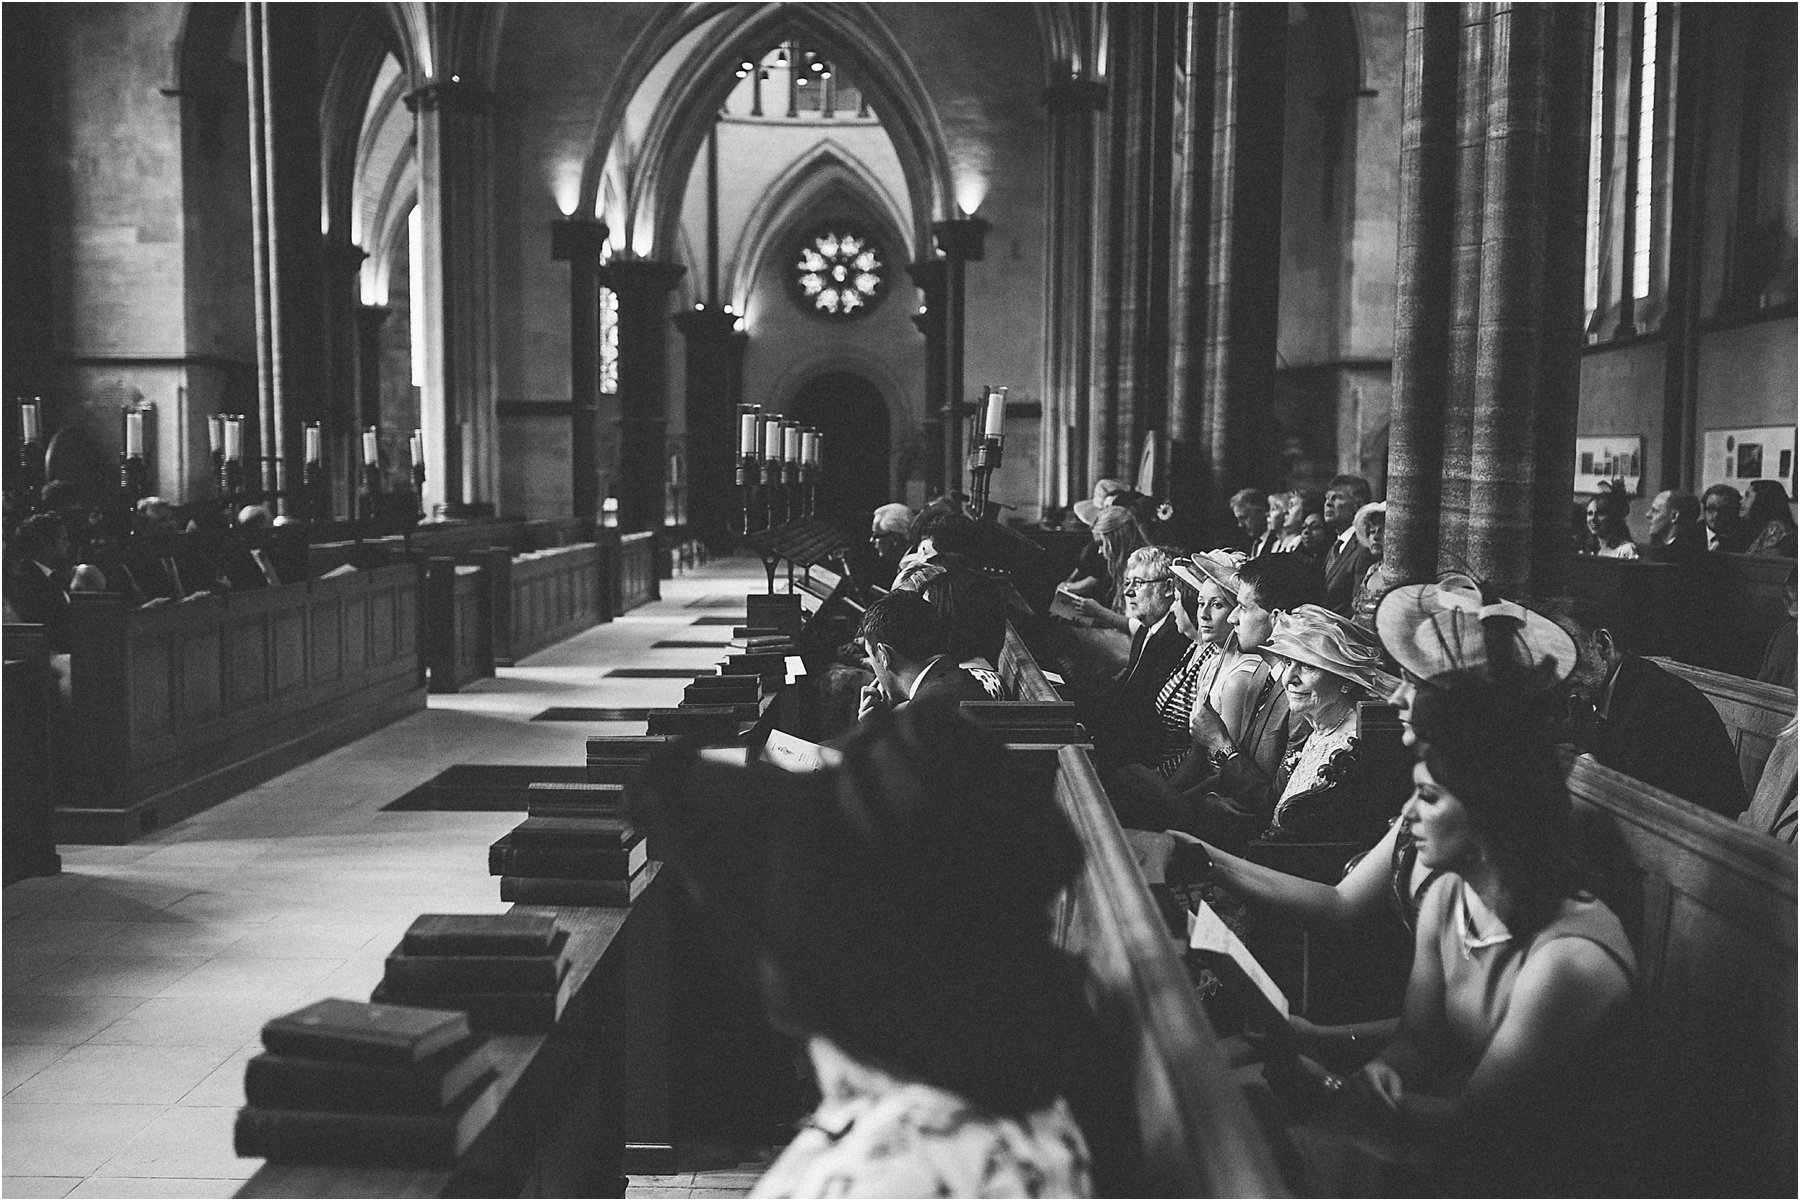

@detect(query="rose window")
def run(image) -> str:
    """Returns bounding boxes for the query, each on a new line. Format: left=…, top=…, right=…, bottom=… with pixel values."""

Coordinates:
left=790, top=225, right=885, bottom=320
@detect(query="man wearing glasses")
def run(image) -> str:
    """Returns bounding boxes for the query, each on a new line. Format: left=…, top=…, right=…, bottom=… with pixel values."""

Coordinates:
left=1083, top=545, right=1188, bottom=771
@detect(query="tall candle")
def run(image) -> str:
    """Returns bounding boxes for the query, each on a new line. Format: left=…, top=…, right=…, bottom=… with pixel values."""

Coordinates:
left=410, top=429, right=424, bottom=468
left=207, top=413, right=222, bottom=454
left=763, top=415, right=783, bottom=461
left=783, top=422, right=801, bottom=464
left=362, top=427, right=379, bottom=467
left=125, top=410, right=145, bottom=457
left=738, top=405, right=760, bottom=457
left=813, top=431, right=824, bottom=470
left=21, top=400, right=39, bottom=444
left=602, top=495, right=619, bottom=528
left=304, top=424, right=322, bottom=464
left=802, top=429, right=819, bottom=466
left=224, top=416, right=242, bottom=460
left=982, top=386, right=1008, bottom=439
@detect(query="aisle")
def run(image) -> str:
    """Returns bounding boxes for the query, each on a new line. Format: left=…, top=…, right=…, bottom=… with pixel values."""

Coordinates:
left=2, top=556, right=773, bottom=1199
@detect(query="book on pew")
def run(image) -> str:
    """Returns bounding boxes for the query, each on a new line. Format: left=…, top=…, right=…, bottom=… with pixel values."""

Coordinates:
left=687, top=672, right=764, bottom=689
left=724, top=652, right=788, bottom=676
left=646, top=706, right=744, bottom=740
left=234, top=1074, right=501, bottom=1166
left=584, top=734, right=680, bottom=760
left=488, top=832, right=648, bottom=880
left=525, top=781, right=624, bottom=809
left=731, top=626, right=783, bottom=639
left=506, top=815, right=637, bottom=849
left=382, top=927, right=572, bottom=993
left=499, top=869, right=652, bottom=907
left=683, top=680, right=759, bottom=701
left=370, top=982, right=562, bottom=1034
left=244, top=1035, right=495, bottom=1115
left=401, top=913, right=560, bottom=958
left=260, top=998, right=473, bottom=1066
left=729, top=634, right=794, bottom=651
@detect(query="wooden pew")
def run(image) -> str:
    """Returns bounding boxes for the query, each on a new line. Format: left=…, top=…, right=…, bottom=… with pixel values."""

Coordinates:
left=1566, top=551, right=1795, bottom=677
left=425, top=560, right=493, bottom=694
left=607, top=531, right=659, bottom=615
left=58, top=562, right=426, bottom=843
left=461, top=543, right=607, bottom=666
left=1563, top=751, right=1797, bottom=1197
left=4, top=647, right=62, bottom=883
left=1047, top=744, right=1289, bottom=1194
left=1649, top=655, right=1796, bottom=797
left=237, top=867, right=670, bottom=1198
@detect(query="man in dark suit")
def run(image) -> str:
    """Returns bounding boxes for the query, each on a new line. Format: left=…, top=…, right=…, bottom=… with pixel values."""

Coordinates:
left=853, top=591, right=992, bottom=721
left=1646, top=489, right=1707, bottom=567
left=4, top=513, right=74, bottom=650
left=1550, top=598, right=1748, bottom=818
left=1321, top=474, right=1374, bottom=616
left=1230, top=489, right=1282, bottom=559
left=1084, top=545, right=1189, bottom=770
left=1702, top=485, right=1752, bottom=554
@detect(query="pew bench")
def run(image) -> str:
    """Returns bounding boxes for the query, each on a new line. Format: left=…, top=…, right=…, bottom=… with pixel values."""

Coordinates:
left=1650, top=655, right=1796, bottom=798
left=238, top=866, right=670, bottom=1198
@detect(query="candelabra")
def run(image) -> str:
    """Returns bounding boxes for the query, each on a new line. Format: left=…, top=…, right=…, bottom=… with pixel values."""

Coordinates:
left=968, top=386, right=1007, bottom=521
left=15, top=397, right=44, bottom=513
left=118, top=406, right=150, bottom=513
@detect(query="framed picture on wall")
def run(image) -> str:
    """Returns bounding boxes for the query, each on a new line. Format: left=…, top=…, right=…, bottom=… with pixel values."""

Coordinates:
left=1702, top=426, right=1798, bottom=497
left=1574, top=436, right=1643, bottom=495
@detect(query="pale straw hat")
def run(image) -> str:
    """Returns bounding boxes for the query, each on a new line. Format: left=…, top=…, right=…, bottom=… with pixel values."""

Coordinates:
left=1264, top=603, right=1401, bottom=696
left=1374, top=572, right=1577, bottom=685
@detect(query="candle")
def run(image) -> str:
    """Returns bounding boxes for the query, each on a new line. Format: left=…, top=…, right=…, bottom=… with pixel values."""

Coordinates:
left=813, top=431, right=824, bottom=470
left=207, top=413, right=222, bottom=454
left=737, top=405, right=760, bottom=457
left=602, top=495, right=619, bottom=529
left=802, top=429, right=819, bottom=466
left=363, top=427, right=379, bottom=467
left=304, top=424, right=322, bottom=464
left=410, top=429, right=424, bottom=468
left=125, top=410, right=145, bottom=457
left=982, top=386, right=1008, bottom=439
left=783, top=422, right=801, bottom=464
left=21, top=400, right=39, bottom=444
left=763, top=415, right=783, bottom=461
left=224, top=416, right=242, bottom=460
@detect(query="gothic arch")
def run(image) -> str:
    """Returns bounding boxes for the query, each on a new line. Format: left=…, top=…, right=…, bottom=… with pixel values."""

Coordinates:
left=768, top=352, right=912, bottom=498
left=575, top=4, right=956, bottom=262
left=319, top=9, right=398, bottom=247
left=727, top=141, right=911, bottom=316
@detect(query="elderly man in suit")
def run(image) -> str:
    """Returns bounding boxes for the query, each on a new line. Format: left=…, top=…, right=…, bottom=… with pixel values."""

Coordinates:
left=1321, top=474, right=1375, bottom=616
left=1546, top=597, right=1748, bottom=818
left=853, top=591, right=992, bottom=722
left=1230, top=489, right=1282, bottom=558
left=1083, top=545, right=1190, bottom=770
left=1646, top=489, right=1707, bottom=566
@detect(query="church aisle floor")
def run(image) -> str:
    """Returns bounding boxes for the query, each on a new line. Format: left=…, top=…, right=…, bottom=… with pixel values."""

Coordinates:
left=3, top=555, right=776, bottom=1200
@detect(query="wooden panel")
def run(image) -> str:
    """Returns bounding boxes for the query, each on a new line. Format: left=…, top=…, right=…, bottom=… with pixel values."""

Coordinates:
left=179, top=626, right=221, bottom=722
left=226, top=616, right=270, bottom=708
left=310, top=599, right=342, bottom=682
left=129, top=634, right=173, bottom=738
left=1649, top=656, right=1795, bottom=795
left=342, top=596, right=369, bottom=675
left=370, top=590, right=396, bottom=667
left=272, top=609, right=306, bottom=695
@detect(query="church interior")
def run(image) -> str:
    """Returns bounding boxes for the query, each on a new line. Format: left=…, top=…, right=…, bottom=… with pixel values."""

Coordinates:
left=2, top=2, right=1796, bottom=1198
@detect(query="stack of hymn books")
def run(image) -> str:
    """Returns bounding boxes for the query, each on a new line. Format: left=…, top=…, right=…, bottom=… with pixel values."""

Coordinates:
left=585, top=734, right=679, bottom=785
left=489, top=813, right=651, bottom=906
left=371, top=913, right=572, bottom=1033
left=646, top=706, right=743, bottom=741
left=234, top=998, right=497, bottom=1167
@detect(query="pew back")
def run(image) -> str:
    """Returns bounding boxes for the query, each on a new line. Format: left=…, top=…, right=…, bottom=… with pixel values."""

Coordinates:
left=998, top=621, right=1061, bottom=702
left=1564, top=751, right=1798, bottom=1196
left=1648, top=655, right=1796, bottom=796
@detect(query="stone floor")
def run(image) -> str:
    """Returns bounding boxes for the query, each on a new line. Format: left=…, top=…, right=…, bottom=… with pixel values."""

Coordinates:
left=3, top=556, right=775, bottom=1200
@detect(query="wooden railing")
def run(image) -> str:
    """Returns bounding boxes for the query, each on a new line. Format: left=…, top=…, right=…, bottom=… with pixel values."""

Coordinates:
left=611, top=532, right=659, bottom=615
left=504, top=543, right=605, bottom=663
left=426, top=560, right=493, bottom=693
left=1566, top=551, right=1794, bottom=678
left=59, top=561, right=426, bottom=842
left=1563, top=751, right=1797, bottom=1196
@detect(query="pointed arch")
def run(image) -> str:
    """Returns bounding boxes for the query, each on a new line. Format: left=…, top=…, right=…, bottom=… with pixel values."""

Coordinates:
left=320, top=9, right=397, bottom=245
left=578, top=3, right=954, bottom=262
left=727, top=140, right=911, bottom=315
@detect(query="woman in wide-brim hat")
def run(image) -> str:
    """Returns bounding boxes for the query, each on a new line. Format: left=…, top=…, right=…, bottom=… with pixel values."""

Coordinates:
left=1254, top=604, right=1406, bottom=844
left=1169, top=550, right=1274, bottom=758
left=1146, top=554, right=1238, bottom=778
left=629, top=701, right=1112, bottom=1198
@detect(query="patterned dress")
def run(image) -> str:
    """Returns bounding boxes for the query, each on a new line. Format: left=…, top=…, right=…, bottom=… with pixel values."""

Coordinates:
left=1154, top=642, right=1219, bottom=777
left=751, top=1037, right=1093, bottom=1198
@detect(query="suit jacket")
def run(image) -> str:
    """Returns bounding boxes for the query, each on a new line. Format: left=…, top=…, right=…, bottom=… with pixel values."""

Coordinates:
left=1088, top=614, right=1190, bottom=770
left=1323, top=536, right=1374, bottom=616
left=1169, top=676, right=1299, bottom=849
left=902, top=657, right=996, bottom=711
left=1590, top=655, right=1748, bottom=818
left=1648, top=526, right=1707, bottom=568
left=1246, top=528, right=1283, bottom=559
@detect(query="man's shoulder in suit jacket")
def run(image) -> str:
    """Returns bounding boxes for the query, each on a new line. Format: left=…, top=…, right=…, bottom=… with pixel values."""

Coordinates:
left=905, top=659, right=999, bottom=710
left=1600, top=654, right=1749, bottom=817
left=1323, top=539, right=1374, bottom=615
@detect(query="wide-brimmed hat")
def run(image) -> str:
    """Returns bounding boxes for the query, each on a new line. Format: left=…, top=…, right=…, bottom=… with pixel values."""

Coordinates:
left=1375, top=572, right=1578, bottom=685
left=1171, top=549, right=1247, bottom=596
left=1264, top=603, right=1400, bottom=696
left=1072, top=479, right=1128, bottom=526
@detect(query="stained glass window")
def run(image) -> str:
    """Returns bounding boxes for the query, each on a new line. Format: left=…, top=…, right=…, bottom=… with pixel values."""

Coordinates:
left=789, top=223, right=885, bottom=320
left=599, top=286, right=619, bottom=394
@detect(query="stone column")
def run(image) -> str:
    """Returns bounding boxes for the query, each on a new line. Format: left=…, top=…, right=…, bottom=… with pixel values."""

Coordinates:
left=932, top=218, right=987, bottom=496
left=1439, top=3, right=1492, bottom=564
left=1386, top=4, right=1461, bottom=584
left=672, top=307, right=740, bottom=546
left=551, top=218, right=609, bottom=522
left=1659, top=5, right=1711, bottom=492
left=1167, top=6, right=1216, bottom=524
left=1466, top=3, right=1594, bottom=594
left=1202, top=2, right=1288, bottom=514
left=906, top=260, right=946, bottom=499
left=408, top=77, right=498, bottom=517
left=322, top=238, right=368, bottom=520
left=599, top=259, right=685, bottom=532
left=1040, top=77, right=1107, bottom=515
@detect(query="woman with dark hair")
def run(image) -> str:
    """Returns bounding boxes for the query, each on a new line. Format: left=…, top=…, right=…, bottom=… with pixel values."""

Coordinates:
left=1742, top=479, right=1798, bottom=558
left=1579, top=482, right=1638, bottom=558
left=1281, top=678, right=1638, bottom=1196
left=630, top=702, right=1113, bottom=1198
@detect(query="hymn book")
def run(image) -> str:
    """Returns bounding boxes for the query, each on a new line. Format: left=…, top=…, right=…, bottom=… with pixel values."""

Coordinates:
left=260, top=998, right=472, bottom=1065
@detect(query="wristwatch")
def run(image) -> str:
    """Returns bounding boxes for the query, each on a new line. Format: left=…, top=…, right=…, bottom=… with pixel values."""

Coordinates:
left=1208, top=745, right=1239, bottom=771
